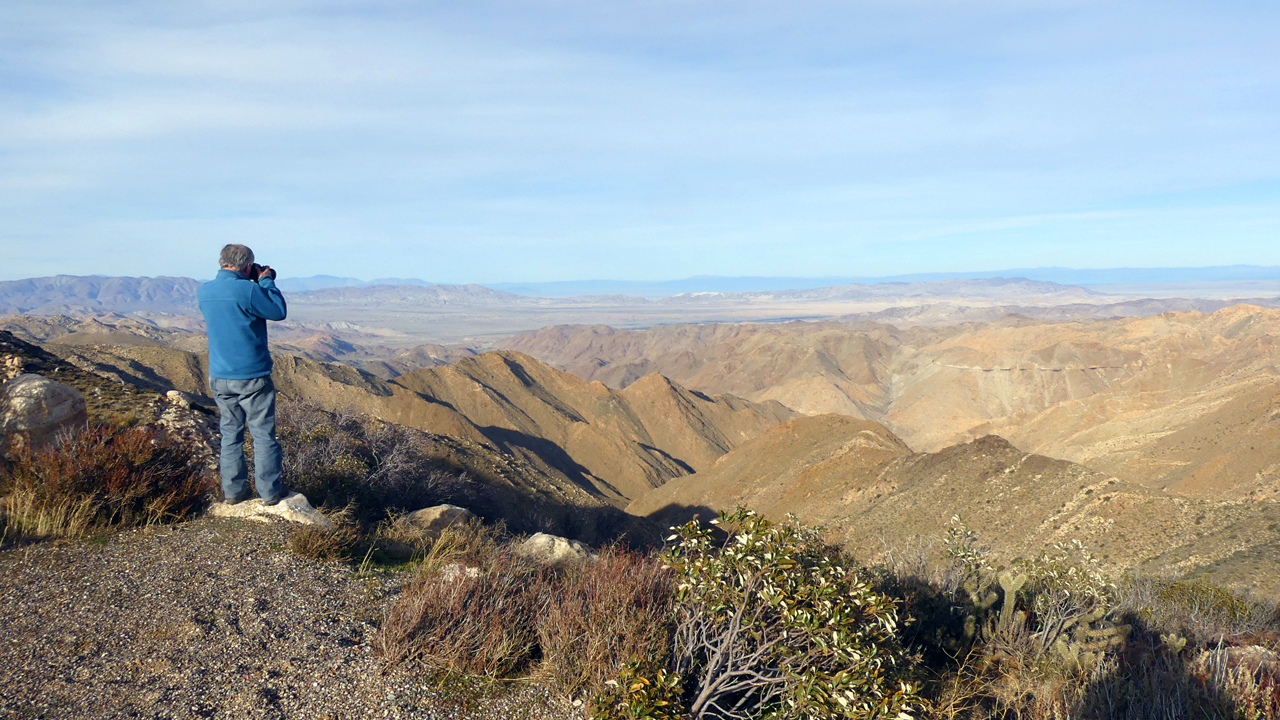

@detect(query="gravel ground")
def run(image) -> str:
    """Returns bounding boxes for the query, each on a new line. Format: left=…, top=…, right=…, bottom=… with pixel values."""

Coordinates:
left=0, top=518, right=586, bottom=720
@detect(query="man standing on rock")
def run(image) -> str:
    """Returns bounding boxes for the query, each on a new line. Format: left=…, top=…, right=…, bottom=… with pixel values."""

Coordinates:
left=198, top=244, right=289, bottom=506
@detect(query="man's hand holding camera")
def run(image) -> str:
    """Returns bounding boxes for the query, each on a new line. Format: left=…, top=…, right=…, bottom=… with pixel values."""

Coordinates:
left=249, top=263, right=277, bottom=282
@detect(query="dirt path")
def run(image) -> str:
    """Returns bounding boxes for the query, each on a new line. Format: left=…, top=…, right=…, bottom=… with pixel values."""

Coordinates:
left=0, top=518, right=579, bottom=720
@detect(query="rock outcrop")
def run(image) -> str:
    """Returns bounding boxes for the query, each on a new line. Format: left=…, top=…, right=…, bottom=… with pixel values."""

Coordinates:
left=404, top=504, right=475, bottom=538
left=208, top=493, right=335, bottom=529
left=516, top=532, right=596, bottom=569
left=0, top=373, right=88, bottom=449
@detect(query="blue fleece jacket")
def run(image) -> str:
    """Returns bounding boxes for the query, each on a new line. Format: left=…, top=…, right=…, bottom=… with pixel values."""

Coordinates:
left=198, top=269, right=288, bottom=379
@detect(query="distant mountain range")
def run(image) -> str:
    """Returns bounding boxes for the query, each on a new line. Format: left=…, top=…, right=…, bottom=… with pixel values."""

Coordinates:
left=3, top=267, right=1278, bottom=317
left=278, top=265, right=1280, bottom=297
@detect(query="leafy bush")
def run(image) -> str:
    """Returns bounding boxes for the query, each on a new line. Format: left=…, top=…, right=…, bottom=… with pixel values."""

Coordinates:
left=276, top=401, right=464, bottom=523
left=1, top=423, right=213, bottom=538
left=657, top=509, right=918, bottom=720
left=594, top=662, right=687, bottom=720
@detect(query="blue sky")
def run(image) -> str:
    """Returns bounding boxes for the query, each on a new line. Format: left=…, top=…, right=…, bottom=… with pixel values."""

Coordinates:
left=1, top=0, right=1278, bottom=282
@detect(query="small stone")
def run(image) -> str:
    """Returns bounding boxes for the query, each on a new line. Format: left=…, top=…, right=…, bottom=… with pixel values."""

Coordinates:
left=438, top=564, right=481, bottom=582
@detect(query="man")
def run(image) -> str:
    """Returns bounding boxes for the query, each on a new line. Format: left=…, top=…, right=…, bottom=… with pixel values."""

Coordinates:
left=197, top=244, right=289, bottom=505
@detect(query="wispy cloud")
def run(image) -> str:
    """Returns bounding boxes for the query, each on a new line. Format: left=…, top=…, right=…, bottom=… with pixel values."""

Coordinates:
left=1, top=0, right=1278, bottom=281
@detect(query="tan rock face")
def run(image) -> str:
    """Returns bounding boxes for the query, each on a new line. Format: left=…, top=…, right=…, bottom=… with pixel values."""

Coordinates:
left=0, top=373, right=88, bottom=448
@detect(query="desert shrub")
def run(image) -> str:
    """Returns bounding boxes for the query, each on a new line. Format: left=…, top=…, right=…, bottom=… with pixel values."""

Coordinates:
left=873, top=520, right=1280, bottom=719
left=1116, top=577, right=1280, bottom=645
left=650, top=509, right=918, bottom=720
left=378, top=546, right=551, bottom=677
left=0, top=424, right=213, bottom=539
left=379, top=529, right=678, bottom=700
left=538, top=548, right=675, bottom=698
left=277, top=401, right=464, bottom=523
left=936, top=518, right=1125, bottom=679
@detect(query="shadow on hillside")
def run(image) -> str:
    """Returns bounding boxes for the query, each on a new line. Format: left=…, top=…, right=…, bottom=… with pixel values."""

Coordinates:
left=1074, top=614, right=1255, bottom=720
left=477, top=425, right=625, bottom=498
left=637, top=503, right=725, bottom=535
left=637, top=443, right=695, bottom=474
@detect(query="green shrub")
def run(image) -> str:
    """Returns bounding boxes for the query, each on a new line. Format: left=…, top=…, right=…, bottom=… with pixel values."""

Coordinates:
left=1, top=423, right=213, bottom=538
left=655, top=509, right=919, bottom=720
left=594, top=662, right=687, bottom=720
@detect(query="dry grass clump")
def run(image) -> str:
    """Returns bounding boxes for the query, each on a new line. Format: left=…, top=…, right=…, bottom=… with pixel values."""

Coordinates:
left=1, top=424, right=213, bottom=540
left=377, top=526, right=675, bottom=701
left=289, top=524, right=361, bottom=562
left=376, top=514, right=503, bottom=567
left=535, top=549, right=674, bottom=697
left=379, top=546, right=549, bottom=677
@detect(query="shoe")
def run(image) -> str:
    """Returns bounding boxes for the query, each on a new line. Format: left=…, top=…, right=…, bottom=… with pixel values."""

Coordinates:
left=223, top=495, right=247, bottom=505
left=261, top=493, right=288, bottom=507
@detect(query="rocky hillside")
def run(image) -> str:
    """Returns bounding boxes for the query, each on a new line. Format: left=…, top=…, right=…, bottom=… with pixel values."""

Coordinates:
left=504, top=305, right=1280, bottom=499
left=12, top=332, right=794, bottom=507
left=628, top=414, right=1280, bottom=598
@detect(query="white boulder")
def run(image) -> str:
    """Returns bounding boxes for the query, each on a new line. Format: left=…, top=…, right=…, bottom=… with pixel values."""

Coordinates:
left=516, top=532, right=597, bottom=569
left=208, top=492, right=335, bottom=530
left=0, top=373, right=88, bottom=449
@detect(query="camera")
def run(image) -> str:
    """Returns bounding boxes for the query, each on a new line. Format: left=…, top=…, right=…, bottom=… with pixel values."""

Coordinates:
left=248, top=263, right=276, bottom=282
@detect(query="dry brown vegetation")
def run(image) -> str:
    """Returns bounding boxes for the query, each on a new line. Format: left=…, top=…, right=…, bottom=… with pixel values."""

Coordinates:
left=365, top=514, right=1280, bottom=720
left=1, top=424, right=213, bottom=540
left=377, top=523, right=673, bottom=700
left=276, top=400, right=467, bottom=525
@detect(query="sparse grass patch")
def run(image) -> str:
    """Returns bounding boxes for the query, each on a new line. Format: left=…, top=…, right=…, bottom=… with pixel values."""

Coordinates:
left=1, top=424, right=213, bottom=540
left=289, top=524, right=361, bottom=562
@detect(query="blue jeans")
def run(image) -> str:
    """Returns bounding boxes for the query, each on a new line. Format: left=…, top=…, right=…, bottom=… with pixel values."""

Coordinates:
left=209, top=375, right=284, bottom=502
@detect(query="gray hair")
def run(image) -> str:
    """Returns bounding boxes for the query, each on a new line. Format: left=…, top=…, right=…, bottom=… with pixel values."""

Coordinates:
left=219, top=244, right=254, bottom=269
